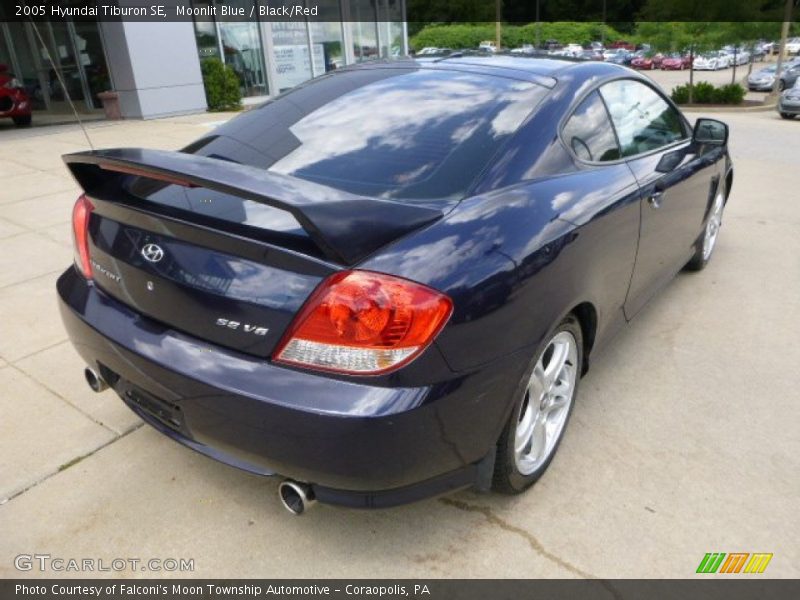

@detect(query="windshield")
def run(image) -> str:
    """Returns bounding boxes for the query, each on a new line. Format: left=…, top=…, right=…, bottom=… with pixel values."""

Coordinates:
left=201, top=67, right=547, bottom=201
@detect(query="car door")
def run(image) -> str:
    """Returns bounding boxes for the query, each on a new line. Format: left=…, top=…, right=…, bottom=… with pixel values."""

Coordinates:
left=598, top=79, right=720, bottom=319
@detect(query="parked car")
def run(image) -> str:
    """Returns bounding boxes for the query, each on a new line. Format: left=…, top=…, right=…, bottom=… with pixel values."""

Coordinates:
left=564, top=43, right=583, bottom=57
left=694, top=51, right=730, bottom=71
left=734, top=49, right=751, bottom=66
left=0, top=64, right=33, bottom=127
left=750, top=42, right=767, bottom=61
left=511, top=44, right=536, bottom=55
left=778, top=78, right=800, bottom=119
left=541, top=39, right=561, bottom=51
left=579, top=49, right=604, bottom=61
left=416, top=47, right=440, bottom=56
left=631, top=53, right=663, bottom=70
left=661, top=53, right=691, bottom=70
left=479, top=41, right=497, bottom=53
left=603, top=49, right=632, bottom=65
left=57, top=58, right=733, bottom=513
left=748, top=61, right=800, bottom=92
left=786, top=37, right=800, bottom=55
left=610, top=40, right=635, bottom=51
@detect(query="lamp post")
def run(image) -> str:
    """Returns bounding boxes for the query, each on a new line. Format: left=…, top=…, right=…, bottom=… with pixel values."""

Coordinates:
left=496, top=0, right=502, bottom=51
left=770, top=0, right=795, bottom=101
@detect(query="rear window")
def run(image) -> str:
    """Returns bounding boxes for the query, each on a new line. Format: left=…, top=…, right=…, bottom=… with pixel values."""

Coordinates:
left=203, top=68, right=548, bottom=200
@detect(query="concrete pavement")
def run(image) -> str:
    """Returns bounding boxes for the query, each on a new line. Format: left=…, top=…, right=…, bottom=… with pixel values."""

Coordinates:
left=0, top=107, right=798, bottom=578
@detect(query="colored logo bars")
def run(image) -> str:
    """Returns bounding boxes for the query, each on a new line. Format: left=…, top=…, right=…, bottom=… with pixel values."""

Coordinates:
left=696, top=553, right=773, bottom=574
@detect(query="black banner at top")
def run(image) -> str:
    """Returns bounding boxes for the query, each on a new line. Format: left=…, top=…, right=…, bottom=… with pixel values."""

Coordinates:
left=0, top=0, right=798, bottom=23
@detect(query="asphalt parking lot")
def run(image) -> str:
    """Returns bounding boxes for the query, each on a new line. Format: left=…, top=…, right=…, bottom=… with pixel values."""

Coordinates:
left=1, top=80, right=798, bottom=578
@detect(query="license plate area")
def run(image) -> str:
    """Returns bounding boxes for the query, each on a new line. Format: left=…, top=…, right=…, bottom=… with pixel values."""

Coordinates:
left=123, top=386, right=183, bottom=432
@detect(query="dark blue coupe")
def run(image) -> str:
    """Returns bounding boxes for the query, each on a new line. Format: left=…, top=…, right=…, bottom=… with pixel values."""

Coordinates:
left=57, top=56, right=732, bottom=514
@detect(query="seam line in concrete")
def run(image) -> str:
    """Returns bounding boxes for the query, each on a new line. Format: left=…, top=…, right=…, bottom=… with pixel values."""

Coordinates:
left=0, top=267, right=65, bottom=293
left=8, top=363, right=120, bottom=437
left=4, top=339, right=70, bottom=366
left=438, top=497, right=623, bottom=599
left=1, top=423, right=144, bottom=506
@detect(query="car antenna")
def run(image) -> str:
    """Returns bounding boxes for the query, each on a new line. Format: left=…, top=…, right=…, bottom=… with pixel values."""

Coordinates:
left=28, top=18, right=95, bottom=150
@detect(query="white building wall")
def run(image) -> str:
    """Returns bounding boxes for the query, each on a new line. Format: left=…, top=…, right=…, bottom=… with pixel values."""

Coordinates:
left=100, top=19, right=207, bottom=119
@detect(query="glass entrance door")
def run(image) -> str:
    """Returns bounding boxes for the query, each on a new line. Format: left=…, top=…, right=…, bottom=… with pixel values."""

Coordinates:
left=31, top=22, right=88, bottom=112
left=1, top=20, right=108, bottom=114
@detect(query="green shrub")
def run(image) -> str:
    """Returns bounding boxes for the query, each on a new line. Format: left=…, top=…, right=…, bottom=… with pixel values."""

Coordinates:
left=671, top=82, right=746, bottom=105
left=692, top=81, right=716, bottom=104
left=671, top=84, right=690, bottom=104
left=712, top=83, right=746, bottom=105
left=201, top=58, right=241, bottom=111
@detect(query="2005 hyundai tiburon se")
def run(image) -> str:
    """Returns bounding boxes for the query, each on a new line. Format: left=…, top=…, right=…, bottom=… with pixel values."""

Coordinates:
left=57, top=56, right=732, bottom=514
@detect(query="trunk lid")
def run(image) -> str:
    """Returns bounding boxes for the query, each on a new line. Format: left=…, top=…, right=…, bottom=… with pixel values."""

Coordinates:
left=65, top=148, right=443, bottom=357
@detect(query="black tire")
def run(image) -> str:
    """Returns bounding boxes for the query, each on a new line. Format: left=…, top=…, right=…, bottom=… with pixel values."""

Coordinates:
left=780, top=112, right=794, bottom=119
left=12, top=115, right=32, bottom=127
left=778, top=80, right=786, bottom=92
left=686, top=185, right=726, bottom=271
left=493, top=315, right=583, bottom=494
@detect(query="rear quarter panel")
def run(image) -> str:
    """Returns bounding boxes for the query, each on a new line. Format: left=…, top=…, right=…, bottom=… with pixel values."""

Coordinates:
left=362, top=165, right=641, bottom=374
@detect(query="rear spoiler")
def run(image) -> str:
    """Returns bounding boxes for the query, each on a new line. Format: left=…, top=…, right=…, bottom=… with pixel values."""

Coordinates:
left=62, top=148, right=443, bottom=265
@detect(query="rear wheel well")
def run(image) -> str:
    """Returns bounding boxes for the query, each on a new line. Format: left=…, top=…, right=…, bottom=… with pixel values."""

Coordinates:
left=571, top=302, right=597, bottom=375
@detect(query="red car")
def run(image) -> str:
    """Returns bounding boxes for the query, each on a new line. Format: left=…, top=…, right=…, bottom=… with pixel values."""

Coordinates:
left=0, top=64, right=32, bottom=127
left=610, top=40, right=635, bottom=51
left=631, top=53, right=664, bottom=70
left=661, top=53, right=692, bottom=70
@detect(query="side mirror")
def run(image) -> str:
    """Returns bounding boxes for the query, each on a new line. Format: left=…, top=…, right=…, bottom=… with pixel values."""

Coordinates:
left=693, top=118, right=728, bottom=146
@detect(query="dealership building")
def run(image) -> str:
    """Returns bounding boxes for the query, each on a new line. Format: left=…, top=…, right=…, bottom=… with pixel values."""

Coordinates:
left=0, top=0, right=407, bottom=119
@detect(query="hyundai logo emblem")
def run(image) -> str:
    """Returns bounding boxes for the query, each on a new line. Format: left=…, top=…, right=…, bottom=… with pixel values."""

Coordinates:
left=141, top=243, right=165, bottom=263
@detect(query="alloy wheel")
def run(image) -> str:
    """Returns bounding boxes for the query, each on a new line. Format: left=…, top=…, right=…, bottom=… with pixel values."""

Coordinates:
left=702, top=193, right=725, bottom=261
left=513, top=331, right=578, bottom=475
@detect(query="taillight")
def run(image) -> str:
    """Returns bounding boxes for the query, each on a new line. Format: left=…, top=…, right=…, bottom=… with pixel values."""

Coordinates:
left=274, top=270, right=453, bottom=375
left=72, top=194, right=94, bottom=278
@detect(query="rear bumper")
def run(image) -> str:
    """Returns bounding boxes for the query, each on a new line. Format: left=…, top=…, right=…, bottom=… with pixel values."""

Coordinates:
left=57, top=268, right=521, bottom=507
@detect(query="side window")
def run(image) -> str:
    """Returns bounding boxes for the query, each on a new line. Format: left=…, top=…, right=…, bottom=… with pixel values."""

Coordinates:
left=561, top=91, right=620, bottom=162
left=599, top=80, right=688, bottom=157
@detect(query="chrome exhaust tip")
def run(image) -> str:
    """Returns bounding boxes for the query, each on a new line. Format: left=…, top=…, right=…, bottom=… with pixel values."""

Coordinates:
left=278, top=480, right=316, bottom=515
left=84, top=367, right=108, bottom=393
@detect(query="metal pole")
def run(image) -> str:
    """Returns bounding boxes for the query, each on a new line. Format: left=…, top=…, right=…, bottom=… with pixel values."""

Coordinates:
left=770, top=0, right=794, bottom=99
left=401, top=0, right=409, bottom=56
left=601, top=0, right=606, bottom=46
left=495, top=0, right=501, bottom=50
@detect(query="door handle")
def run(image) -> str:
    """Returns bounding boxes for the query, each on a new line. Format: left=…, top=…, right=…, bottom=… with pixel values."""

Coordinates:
left=648, top=189, right=664, bottom=209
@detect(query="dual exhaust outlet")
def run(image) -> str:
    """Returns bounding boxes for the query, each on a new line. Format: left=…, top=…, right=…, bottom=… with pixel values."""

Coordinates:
left=83, top=367, right=317, bottom=515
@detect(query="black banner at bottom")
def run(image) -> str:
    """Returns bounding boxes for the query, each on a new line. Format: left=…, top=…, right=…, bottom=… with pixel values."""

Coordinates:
left=2, top=580, right=800, bottom=600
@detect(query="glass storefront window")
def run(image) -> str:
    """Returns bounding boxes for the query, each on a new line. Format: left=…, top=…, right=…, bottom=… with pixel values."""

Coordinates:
left=73, top=21, right=111, bottom=108
left=309, top=22, right=344, bottom=75
left=348, top=0, right=379, bottom=62
left=192, top=2, right=220, bottom=61
left=376, top=0, right=404, bottom=57
left=271, top=21, right=315, bottom=92
left=217, top=1, right=268, bottom=97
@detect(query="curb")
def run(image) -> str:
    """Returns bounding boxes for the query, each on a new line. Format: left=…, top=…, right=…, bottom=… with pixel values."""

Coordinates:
left=682, top=103, right=778, bottom=113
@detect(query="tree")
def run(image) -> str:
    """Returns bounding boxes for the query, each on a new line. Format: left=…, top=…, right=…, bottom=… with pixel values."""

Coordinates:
left=637, top=22, right=720, bottom=103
